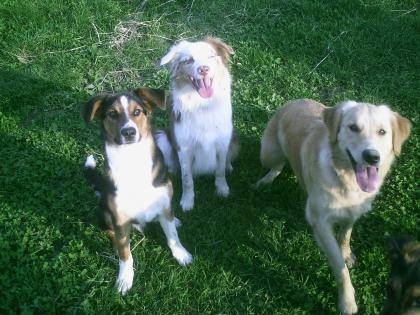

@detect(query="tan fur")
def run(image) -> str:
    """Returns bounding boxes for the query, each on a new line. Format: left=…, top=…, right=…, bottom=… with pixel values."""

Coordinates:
left=256, top=99, right=411, bottom=314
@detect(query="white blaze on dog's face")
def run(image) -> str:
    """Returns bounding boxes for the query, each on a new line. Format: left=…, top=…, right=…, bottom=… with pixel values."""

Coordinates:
left=337, top=102, right=394, bottom=193
left=160, top=38, right=234, bottom=99
left=103, top=96, right=149, bottom=145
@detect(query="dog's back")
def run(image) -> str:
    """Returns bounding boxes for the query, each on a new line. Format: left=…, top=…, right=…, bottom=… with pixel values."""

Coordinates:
left=260, top=99, right=325, bottom=185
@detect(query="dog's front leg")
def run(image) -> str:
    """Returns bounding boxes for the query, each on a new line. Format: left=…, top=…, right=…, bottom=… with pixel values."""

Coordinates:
left=308, top=207, right=357, bottom=314
left=178, top=147, right=194, bottom=211
left=159, top=210, right=192, bottom=266
left=111, top=222, right=133, bottom=295
left=338, top=220, right=356, bottom=268
left=215, top=142, right=229, bottom=197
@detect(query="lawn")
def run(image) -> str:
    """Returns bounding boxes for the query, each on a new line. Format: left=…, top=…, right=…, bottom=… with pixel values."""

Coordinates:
left=0, top=0, right=418, bottom=314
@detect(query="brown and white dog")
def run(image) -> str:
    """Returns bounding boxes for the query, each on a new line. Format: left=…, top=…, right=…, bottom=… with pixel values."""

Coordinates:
left=382, top=236, right=420, bottom=315
left=157, top=37, right=239, bottom=211
left=83, top=88, right=192, bottom=295
left=255, top=99, right=411, bottom=314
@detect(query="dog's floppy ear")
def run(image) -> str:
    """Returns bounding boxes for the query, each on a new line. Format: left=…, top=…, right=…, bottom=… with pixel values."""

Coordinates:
left=323, top=101, right=357, bottom=143
left=388, top=236, right=419, bottom=265
left=133, top=88, right=166, bottom=112
left=160, top=41, right=189, bottom=66
left=205, top=37, right=234, bottom=63
left=391, top=111, right=411, bottom=156
left=83, top=94, right=108, bottom=123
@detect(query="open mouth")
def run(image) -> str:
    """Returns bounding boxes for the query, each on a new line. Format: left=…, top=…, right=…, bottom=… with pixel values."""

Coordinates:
left=346, top=149, right=379, bottom=193
left=189, top=76, right=213, bottom=98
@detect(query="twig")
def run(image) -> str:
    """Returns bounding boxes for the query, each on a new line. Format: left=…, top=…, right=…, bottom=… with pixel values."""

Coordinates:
left=309, top=30, right=348, bottom=74
left=91, top=21, right=101, bottom=43
left=131, top=236, right=146, bottom=251
left=396, top=8, right=416, bottom=18
left=137, top=0, right=149, bottom=11
left=41, top=45, right=87, bottom=55
left=309, top=50, right=333, bottom=74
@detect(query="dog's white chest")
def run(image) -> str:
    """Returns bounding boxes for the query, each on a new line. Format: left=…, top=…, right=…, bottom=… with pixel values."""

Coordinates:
left=106, top=142, right=170, bottom=222
left=173, top=94, right=233, bottom=174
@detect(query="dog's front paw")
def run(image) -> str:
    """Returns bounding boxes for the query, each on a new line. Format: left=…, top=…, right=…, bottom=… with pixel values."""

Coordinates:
left=116, top=258, right=134, bottom=295
left=216, top=179, right=230, bottom=197
left=343, top=251, right=357, bottom=269
left=171, top=246, right=193, bottom=266
left=180, top=193, right=194, bottom=211
left=339, top=290, right=358, bottom=314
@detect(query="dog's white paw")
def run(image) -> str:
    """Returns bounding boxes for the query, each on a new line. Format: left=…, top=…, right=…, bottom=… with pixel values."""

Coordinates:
left=339, top=290, right=358, bottom=314
left=216, top=179, right=230, bottom=197
left=85, top=155, right=96, bottom=168
left=116, top=257, right=134, bottom=295
left=171, top=246, right=193, bottom=266
left=180, top=193, right=194, bottom=211
left=174, top=217, right=182, bottom=228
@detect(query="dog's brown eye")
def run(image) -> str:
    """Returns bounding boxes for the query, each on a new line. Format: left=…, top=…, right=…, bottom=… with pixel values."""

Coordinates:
left=378, top=129, right=386, bottom=136
left=108, top=110, right=118, bottom=119
left=348, top=124, right=360, bottom=132
left=133, top=109, right=142, bottom=117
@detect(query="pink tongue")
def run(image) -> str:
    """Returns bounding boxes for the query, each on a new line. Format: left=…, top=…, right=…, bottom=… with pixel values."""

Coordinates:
left=355, top=165, right=379, bottom=193
left=196, top=77, right=213, bottom=98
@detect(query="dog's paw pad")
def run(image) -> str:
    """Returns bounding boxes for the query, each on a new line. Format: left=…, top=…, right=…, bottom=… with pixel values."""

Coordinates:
left=85, top=155, right=96, bottom=168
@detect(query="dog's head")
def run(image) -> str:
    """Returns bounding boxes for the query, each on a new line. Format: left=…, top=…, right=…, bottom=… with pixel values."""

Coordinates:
left=160, top=37, right=234, bottom=99
left=83, top=88, right=166, bottom=145
left=382, top=236, right=420, bottom=315
left=323, top=101, right=411, bottom=193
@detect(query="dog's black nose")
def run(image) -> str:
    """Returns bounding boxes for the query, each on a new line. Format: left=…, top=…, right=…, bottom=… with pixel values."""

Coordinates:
left=121, top=127, right=136, bottom=138
left=362, top=149, right=380, bottom=165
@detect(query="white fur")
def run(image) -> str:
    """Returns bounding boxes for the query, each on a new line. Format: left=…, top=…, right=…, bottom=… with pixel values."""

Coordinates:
left=255, top=99, right=409, bottom=314
left=160, top=39, right=234, bottom=211
left=120, top=96, right=140, bottom=143
left=116, top=255, right=134, bottom=295
left=105, top=139, right=170, bottom=222
left=85, top=154, right=96, bottom=168
left=104, top=137, right=192, bottom=293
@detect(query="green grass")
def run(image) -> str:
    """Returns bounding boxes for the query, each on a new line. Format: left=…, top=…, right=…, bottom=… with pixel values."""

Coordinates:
left=0, top=0, right=419, bottom=314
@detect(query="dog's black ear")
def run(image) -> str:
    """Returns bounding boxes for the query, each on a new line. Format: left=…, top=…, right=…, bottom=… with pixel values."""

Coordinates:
left=205, top=37, right=234, bottom=66
left=388, top=236, right=419, bottom=264
left=83, top=94, right=108, bottom=123
left=133, top=88, right=166, bottom=112
left=323, top=101, right=357, bottom=143
left=391, top=111, right=411, bottom=156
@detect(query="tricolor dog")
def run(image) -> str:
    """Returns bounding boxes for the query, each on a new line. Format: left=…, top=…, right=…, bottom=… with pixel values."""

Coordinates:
left=157, top=37, right=239, bottom=211
left=382, top=236, right=420, bottom=315
left=83, top=88, right=192, bottom=295
left=255, top=99, right=411, bottom=314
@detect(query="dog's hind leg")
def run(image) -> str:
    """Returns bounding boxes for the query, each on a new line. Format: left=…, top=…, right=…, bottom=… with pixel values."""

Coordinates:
left=159, top=210, right=192, bottom=266
left=215, top=141, right=230, bottom=197
left=254, top=124, right=287, bottom=188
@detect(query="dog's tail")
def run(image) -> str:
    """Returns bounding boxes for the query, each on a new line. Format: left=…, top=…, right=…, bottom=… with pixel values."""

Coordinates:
left=154, top=129, right=179, bottom=174
left=84, top=155, right=112, bottom=198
